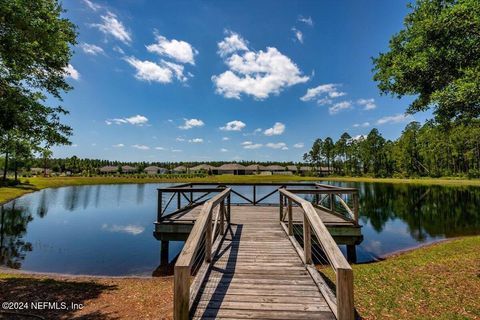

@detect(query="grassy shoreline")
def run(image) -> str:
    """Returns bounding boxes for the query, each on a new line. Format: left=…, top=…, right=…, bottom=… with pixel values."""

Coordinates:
left=1, top=175, right=479, bottom=205
left=1, top=236, right=478, bottom=319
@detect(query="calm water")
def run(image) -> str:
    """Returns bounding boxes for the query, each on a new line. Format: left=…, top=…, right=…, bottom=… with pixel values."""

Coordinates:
left=0, top=182, right=479, bottom=276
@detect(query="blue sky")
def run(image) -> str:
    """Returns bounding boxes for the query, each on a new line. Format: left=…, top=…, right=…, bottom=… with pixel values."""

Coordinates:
left=53, top=0, right=431, bottom=162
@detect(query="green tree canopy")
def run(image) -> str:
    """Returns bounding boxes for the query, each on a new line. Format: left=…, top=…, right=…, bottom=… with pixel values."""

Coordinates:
left=0, top=0, right=76, bottom=146
left=373, top=0, right=480, bottom=123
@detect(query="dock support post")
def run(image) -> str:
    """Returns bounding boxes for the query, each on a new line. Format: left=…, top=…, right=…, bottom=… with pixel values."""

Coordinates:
left=329, top=194, right=334, bottom=213
left=347, top=245, right=357, bottom=263
left=253, top=185, right=256, bottom=205
left=161, top=240, right=169, bottom=266
left=177, top=192, right=181, bottom=209
left=288, top=199, right=293, bottom=236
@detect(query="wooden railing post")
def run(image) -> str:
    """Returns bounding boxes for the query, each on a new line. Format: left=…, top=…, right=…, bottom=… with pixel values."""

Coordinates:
left=279, top=193, right=283, bottom=221
left=157, top=191, right=162, bottom=222
left=220, top=201, right=225, bottom=235
left=253, top=185, right=256, bottom=205
left=227, top=194, right=231, bottom=224
left=288, top=199, right=293, bottom=236
left=177, top=192, right=181, bottom=209
left=353, top=192, right=359, bottom=225
left=303, top=213, right=312, bottom=264
left=329, top=193, right=334, bottom=213
left=337, top=268, right=354, bottom=320
left=174, top=265, right=190, bottom=320
left=205, top=211, right=212, bottom=263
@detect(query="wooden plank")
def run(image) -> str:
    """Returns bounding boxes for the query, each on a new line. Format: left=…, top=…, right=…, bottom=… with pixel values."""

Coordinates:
left=192, top=308, right=336, bottom=320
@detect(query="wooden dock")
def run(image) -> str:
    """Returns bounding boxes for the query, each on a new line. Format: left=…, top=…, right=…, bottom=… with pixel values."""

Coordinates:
left=154, top=183, right=362, bottom=320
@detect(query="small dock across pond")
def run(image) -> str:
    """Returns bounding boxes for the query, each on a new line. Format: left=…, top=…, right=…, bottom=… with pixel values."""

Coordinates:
left=154, top=183, right=363, bottom=320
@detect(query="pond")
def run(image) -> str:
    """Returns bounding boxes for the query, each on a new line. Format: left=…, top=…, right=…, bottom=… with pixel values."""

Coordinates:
left=0, top=182, right=479, bottom=276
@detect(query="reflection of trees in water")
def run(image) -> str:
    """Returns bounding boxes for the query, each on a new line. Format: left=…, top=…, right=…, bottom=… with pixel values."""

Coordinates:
left=116, top=184, right=123, bottom=206
left=359, top=183, right=480, bottom=240
left=0, top=202, right=33, bottom=269
left=64, top=186, right=81, bottom=211
left=136, top=184, right=145, bottom=204
left=95, top=185, right=101, bottom=208
left=83, top=185, right=92, bottom=209
left=37, top=190, right=49, bottom=218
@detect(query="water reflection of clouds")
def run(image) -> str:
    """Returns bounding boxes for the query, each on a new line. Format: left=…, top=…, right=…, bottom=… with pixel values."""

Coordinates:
left=362, top=240, right=382, bottom=255
left=101, top=224, right=145, bottom=235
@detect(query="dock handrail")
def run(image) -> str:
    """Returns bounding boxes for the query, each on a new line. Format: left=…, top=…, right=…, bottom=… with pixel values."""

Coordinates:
left=174, top=187, right=231, bottom=320
left=279, top=188, right=354, bottom=320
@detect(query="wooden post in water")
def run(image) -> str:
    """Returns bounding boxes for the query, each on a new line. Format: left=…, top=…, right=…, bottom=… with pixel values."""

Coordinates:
left=288, top=199, right=293, bottom=236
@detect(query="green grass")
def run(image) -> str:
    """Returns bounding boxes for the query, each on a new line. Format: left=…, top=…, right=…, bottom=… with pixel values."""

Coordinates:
left=1, top=174, right=479, bottom=204
left=321, top=236, right=480, bottom=319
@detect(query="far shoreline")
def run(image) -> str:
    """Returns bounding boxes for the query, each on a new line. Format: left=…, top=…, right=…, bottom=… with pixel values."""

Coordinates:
left=1, top=175, right=479, bottom=205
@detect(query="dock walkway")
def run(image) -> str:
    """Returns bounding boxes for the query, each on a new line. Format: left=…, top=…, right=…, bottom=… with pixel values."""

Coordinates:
left=154, top=183, right=360, bottom=320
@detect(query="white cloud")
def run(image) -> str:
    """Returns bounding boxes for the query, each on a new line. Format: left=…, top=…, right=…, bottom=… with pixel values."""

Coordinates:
left=155, top=146, right=165, bottom=150
left=161, top=60, right=188, bottom=82
left=242, top=141, right=262, bottom=149
left=264, top=122, right=285, bottom=136
left=176, top=137, right=185, bottom=142
left=266, top=142, right=288, bottom=150
left=132, top=144, right=150, bottom=150
left=352, top=134, right=367, bottom=141
left=172, top=149, right=182, bottom=153
left=113, top=46, right=125, bottom=54
left=220, top=148, right=228, bottom=152
left=124, top=57, right=173, bottom=83
left=64, top=64, right=80, bottom=80
left=292, top=27, right=303, bottom=44
left=357, top=98, right=377, bottom=110
left=102, top=224, right=144, bottom=235
left=83, top=0, right=101, bottom=11
left=293, top=142, right=304, bottom=148
left=300, top=84, right=345, bottom=102
left=105, top=114, right=148, bottom=126
left=353, top=122, right=371, bottom=128
left=222, top=137, right=230, bottom=141
left=376, top=114, right=412, bottom=125
left=80, top=43, right=104, bottom=55
left=217, top=30, right=249, bottom=57
left=220, top=120, right=246, bottom=131
left=329, top=101, right=352, bottom=115
left=146, top=34, right=198, bottom=65
left=92, top=12, right=131, bottom=44
left=189, top=138, right=204, bottom=143
left=213, top=32, right=309, bottom=99
left=179, top=118, right=204, bottom=130
left=298, top=15, right=314, bottom=26
left=112, top=143, right=124, bottom=148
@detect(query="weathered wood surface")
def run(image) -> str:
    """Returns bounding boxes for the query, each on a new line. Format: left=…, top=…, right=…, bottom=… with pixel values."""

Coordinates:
left=190, top=206, right=336, bottom=320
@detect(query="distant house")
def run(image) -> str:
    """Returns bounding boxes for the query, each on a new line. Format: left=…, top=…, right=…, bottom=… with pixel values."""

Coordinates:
left=121, top=165, right=137, bottom=173
left=190, top=164, right=216, bottom=174
left=265, top=165, right=286, bottom=173
left=99, top=165, right=118, bottom=174
left=30, top=167, right=52, bottom=175
left=286, top=165, right=299, bottom=174
left=173, top=166, right=187, bottom=173
left=144, top=166, right=168, bottom=175
left=245, top=164, right=261, bottom=175
left=217, top=163, right=246, bottom=175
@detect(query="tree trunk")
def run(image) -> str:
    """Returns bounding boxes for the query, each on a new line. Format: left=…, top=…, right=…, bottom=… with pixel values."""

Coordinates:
left=14, top=158, right=18, bottom=182
left=2, top=151, right=8, bottom=182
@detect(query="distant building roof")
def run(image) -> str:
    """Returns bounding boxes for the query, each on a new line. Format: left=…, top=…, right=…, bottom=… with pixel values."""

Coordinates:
left=217, top=163, right=246, bottom=170
left=99, top=165, right=118, bottom=173
left=121, top=165, right=136, bottom=171
left=299, top=166, right=312, bottom=171
left=265, top=165, right=286, bottom=171
left=144, top=165, right=165, bottom=171
left=190, top=164, right=216, bottom=171
left=286, top=165, right=298, bottom=171
left=173, top=165, right=187, bottom=172
left=245, top=164, right=261, bottom=170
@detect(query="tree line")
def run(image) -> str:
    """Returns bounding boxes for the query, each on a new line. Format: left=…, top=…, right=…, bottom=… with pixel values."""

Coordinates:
left=303, top=120, right=480, bottom=178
